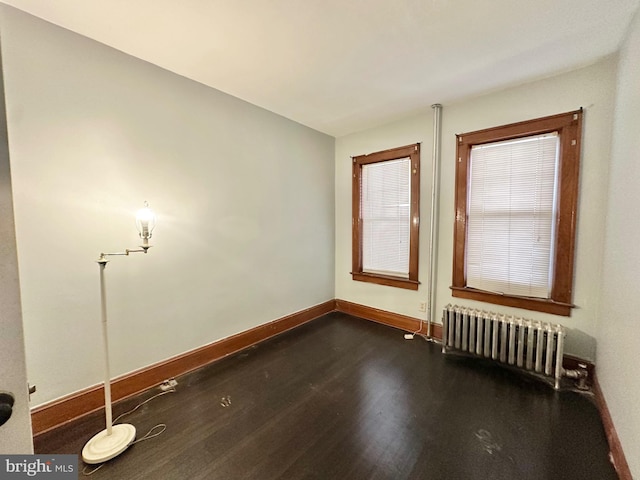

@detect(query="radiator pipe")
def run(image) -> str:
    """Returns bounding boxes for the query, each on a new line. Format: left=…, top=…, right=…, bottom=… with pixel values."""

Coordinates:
left=426, top=104, right=442, bottom=341
left=563, top=364, right=590, bottom=390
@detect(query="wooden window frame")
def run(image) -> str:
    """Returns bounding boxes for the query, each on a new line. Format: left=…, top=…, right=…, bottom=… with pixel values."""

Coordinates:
left=452, top=110, right=582, bottom=316
left=352, top=143, right=420, bottom=290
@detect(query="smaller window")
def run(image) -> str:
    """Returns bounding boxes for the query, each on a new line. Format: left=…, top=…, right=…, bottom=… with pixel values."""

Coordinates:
left=352, top=144, right=420, bottom=290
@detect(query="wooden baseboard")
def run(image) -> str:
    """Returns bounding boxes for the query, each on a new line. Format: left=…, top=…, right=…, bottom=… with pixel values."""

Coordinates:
left=592, top=376, right=632, bottom=480
left=335, top=299, right=443, bottom=340
left=31, top=299, right=336, bottom=436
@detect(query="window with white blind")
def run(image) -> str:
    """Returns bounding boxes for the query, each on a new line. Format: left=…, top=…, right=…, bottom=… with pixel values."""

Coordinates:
left=466, top=133, right=559, bottom=298
left=361, top=158, right=411, bottom=277
left=452, top=110, right=583, bottom=316
left=352, top=144, right=420, bottom=290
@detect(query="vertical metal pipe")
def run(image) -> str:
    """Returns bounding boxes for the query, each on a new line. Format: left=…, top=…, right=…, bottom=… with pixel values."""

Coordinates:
left=426, top=104, right=442, bottom=339
left=484, top=313, right=492, bottom=357
left=441, top=308, right=448, bottom=353
left=545, top=326, right=554, bottom=376
left=499, top=315, right=507, bottom=363
left=454, top=307, right=462, bottom=349
left=461, top=309, right=469, bottom=351
left=535, top=322, right=544, bottom=373
left=469, top=313, right=476, bottom=353
left=476, top=314, right=483, bottom=355
left=449, top=307, right=458, bottom=347
left=526, top=322, right=534, bottom=370
left=98, top=260, right=113, bottom=436
left=517, top=319, right=525, bottom=368
left=555, top=327, right=565, bottom=390
left=491, top=315, right=499, bottom=360
left=508, top=318, right=516, bottom=365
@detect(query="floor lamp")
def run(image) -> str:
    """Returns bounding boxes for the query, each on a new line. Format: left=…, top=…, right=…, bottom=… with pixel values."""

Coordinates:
left=82, top=202, right=156, bottom=465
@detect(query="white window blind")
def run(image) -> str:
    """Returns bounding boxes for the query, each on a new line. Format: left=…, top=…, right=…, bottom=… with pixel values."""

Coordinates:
left=361, top=157, right=411, bottom=278
left=466, top=132, right=560, bottom=298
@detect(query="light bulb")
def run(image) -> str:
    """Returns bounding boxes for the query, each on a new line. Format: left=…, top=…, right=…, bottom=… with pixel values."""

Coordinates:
left=135, top=201, right=156, bottom=246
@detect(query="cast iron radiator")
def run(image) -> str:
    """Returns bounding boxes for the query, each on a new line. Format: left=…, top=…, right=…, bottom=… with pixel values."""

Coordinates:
left=441, top=304, right=565, bottom=389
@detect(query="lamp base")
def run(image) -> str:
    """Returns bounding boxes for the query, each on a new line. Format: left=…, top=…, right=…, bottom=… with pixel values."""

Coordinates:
left=82, top=423, right=136, bottom=464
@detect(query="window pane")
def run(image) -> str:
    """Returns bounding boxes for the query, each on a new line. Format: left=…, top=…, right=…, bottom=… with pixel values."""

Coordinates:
left=466, top=133, right=559, bottom=298
left=361, top=157, right=411, bottom=277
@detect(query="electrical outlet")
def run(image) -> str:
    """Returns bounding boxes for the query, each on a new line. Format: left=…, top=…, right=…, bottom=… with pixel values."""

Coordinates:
left=418, top=301, right=427, bottom=312
left=160, top=378, right=178, bottom=391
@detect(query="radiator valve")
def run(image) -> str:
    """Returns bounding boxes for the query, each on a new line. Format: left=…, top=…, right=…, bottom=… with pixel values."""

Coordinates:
left=564, top=363, right=589, bottom=390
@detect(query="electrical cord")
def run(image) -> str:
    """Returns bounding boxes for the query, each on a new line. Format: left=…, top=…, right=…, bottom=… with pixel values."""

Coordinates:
left=404, top=316, right=426, bottom=339
left=82, top=387, right=176, bottom=476
left=112, top=388, right=175, bottom=424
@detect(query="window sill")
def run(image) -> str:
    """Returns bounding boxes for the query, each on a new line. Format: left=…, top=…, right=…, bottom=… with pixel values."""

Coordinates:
left=352, top=272, right=419, bottom=290
left=450, top=286, right=573, bottom=316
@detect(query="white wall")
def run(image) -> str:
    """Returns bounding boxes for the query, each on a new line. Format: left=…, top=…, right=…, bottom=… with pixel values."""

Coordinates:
left=0, top=7, right=335, bottom=407
left=336, top=58, right=617, bottom=360
left=597, top=8, right=640, bottom=477
left=0, top=36, right=32, bottom=453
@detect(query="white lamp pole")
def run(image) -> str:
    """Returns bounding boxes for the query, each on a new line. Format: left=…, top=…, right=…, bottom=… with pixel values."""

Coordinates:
left=82, top=202, right=156, bottom=465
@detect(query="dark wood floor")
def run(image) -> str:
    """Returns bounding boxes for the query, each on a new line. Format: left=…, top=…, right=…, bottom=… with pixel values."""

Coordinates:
left=35, top=312, right=617, bottom=479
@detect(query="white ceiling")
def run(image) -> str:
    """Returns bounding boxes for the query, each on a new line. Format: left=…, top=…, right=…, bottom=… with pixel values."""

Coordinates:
left=1, top=0, right=638, bottom=136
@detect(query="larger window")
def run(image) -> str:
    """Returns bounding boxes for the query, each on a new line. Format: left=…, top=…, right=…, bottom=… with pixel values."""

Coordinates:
left=452, top=110, right=582, bottom=316
left=352, top=143, right=420, bottom=290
